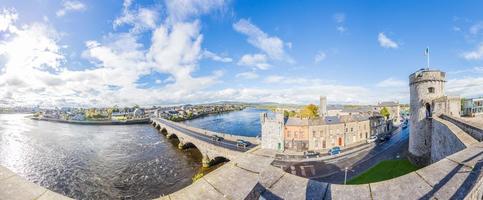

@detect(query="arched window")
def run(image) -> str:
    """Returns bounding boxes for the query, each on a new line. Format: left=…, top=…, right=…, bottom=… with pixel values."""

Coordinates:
left=425, top=103, right=432, bottom=118
left=428, top=87, right=435, bottom=93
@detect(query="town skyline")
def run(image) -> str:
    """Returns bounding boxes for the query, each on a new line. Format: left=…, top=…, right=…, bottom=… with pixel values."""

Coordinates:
left=1, top=0, right=483, bottom=107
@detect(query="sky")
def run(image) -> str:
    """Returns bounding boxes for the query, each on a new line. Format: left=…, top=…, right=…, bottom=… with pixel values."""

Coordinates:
left=1, top=0, right=483, bottom=107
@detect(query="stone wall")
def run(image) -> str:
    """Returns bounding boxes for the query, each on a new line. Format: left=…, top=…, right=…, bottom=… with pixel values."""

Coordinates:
left=260, top=113, right=284, bottom=151
left=441, top=115, right=483, bottom=141
left=431, top=116, right=478, bottom=163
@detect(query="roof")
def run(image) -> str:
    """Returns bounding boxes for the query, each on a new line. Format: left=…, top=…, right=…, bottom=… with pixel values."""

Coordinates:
left=285, top=118, right=309, bottom=126
left=377, top=101, right=399, bottom=107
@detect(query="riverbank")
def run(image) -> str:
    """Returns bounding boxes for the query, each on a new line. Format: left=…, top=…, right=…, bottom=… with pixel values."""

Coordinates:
left=30, top=116, right=150, bottom=125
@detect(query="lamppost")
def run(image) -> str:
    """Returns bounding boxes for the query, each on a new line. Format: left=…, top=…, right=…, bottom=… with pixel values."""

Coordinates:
left=344, top=167, right=348, bottom=185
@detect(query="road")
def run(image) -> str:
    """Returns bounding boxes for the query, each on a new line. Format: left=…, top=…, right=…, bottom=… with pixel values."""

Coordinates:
left=271, top=126, right=410, bottom=184
left=155, top=119, right=253, bottom=152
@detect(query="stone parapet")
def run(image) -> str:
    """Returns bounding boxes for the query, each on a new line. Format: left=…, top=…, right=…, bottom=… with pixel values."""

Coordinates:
left=441, top=115, right=483, bottom=141
left=159, top=141, right=483, bottom=200
left=0, top=166, right=73, bottom=200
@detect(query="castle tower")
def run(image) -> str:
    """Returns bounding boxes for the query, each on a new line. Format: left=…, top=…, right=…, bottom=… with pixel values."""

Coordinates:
left=408, top=69, right=446, bottom=166
left=319, top=96, right=327, bottom=118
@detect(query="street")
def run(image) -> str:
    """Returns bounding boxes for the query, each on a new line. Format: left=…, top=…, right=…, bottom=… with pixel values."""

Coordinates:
left=271, top=126, right=410, bottom=183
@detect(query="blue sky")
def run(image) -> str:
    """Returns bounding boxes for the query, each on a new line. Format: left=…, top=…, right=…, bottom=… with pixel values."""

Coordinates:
left=1, top=0, right=483, bottom=107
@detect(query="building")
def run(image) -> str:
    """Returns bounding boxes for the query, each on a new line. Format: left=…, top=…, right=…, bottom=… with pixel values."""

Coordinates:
left=373, top=101, right=401, bottom=125
left=319, top=96, right=327, bottom=117
left=260, top=113, right=285, bottom=151
left=462, top=97, right=483, bottom=117
left=261, top=96, right=395, bottom=152
left=433, top=96, right=461, bottom=116
left=408, top=68, right=461, bottom=166
left=284, top=118, right=310, bottom=151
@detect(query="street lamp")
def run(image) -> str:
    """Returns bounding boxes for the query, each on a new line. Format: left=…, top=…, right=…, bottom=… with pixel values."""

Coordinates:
left=344, top=167, right=348, bottom=185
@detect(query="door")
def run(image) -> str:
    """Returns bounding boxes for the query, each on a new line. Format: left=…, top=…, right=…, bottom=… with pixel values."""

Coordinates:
left=338, top=137, right=342, bottom=146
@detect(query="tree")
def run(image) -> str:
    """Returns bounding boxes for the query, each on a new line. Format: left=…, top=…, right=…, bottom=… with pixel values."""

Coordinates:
left=300, top=104, right=319, bottom=118
left=380, top=107, right=390, bottom=119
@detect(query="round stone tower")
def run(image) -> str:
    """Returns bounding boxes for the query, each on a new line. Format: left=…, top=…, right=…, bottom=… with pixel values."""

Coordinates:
left=408, top=69, right=446, bottom=166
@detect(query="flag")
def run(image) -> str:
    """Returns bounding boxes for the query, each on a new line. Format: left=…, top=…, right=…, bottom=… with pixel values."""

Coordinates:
left=425, top=47, right=429, bottom=56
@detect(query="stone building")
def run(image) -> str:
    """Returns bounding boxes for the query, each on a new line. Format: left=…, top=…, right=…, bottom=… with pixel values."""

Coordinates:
left=373, top=101, right=401, bottom=125
left=260, top=112, right=285, bottom=151
left=408, top=68, right=461, bottom=166
left=319, top=96, right=327, bottom=117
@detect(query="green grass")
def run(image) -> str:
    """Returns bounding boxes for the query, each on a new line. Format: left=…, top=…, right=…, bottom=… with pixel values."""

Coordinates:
left=347, top=159, right=420, bottom=184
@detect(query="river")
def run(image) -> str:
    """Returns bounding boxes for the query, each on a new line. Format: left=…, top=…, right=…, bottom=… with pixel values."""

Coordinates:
left=0, top=108, right=268, bottom=199
left=181, top=107, right=269, bottom=137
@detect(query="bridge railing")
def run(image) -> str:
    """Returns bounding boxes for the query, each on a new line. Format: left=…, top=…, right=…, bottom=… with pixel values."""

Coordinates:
left=155, top=118, right=261, bottom=145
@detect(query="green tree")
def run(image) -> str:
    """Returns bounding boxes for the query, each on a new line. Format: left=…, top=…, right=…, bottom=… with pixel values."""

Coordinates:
left=300, top=104, right=319, bottom=118
left=283, top=110, right=290, bottom=117
left=380, top=107, right=390, bottom=119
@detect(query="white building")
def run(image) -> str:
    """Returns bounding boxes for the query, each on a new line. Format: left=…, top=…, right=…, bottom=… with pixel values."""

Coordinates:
left=260, top=112, right=285, bottom=151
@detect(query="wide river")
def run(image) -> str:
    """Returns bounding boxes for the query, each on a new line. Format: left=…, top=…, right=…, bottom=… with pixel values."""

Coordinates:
left=0, top=108, right=267, bottom=199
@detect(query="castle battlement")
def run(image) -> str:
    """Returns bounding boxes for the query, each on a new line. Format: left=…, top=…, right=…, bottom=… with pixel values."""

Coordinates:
left=409, top=69, right=446, bottom=86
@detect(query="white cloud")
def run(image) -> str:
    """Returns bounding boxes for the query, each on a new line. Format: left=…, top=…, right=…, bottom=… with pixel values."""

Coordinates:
left=314, top=51, right=326, bottom=63
left=333, top=13, right=345, bottom=23
left=462, top=43, right=483, bottom=60
left=376, top=78, right=406, bottom=87
left=469, top=22, right=483, bottom=35
left=0, top=8, right=18, bottom=32
left=0, top=1, right=229, bottom=107
left=233, top=19, right=293, bottom=63
left=202, top=49, right=232, bottom=62
left=333, top=13, right=347, bottom=33
left=237, top=54, right=270, bottom=70
left=165, top=0, right=226, bottom=23
left=447, top=76, right=483, bottom=98
left=336, top=26, right=347, bottom=33
left=56, top=0, right=86, bottom=17
left=236, top=71, right=258, bottom=79
left=378, top=32, right=399, bottom=49
left=114, top=0, right=159, bottom=32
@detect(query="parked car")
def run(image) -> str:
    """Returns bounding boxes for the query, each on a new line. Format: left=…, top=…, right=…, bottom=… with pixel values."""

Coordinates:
left=328, top=146, right=341, bottom=155
left=366, top=136, right=377, bottom=143
left=211, top=135, right=224, bottom=142
left=236, top=139, right=250, bottom=148
left=303, top=150, right=320, bottom=158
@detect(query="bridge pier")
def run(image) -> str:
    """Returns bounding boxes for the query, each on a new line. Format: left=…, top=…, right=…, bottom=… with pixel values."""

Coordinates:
left=202, top=154, right=211, bottom=168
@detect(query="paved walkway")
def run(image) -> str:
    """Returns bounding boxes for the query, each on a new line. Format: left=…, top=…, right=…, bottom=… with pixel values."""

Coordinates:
left=0, top=165, right=72, bottom=200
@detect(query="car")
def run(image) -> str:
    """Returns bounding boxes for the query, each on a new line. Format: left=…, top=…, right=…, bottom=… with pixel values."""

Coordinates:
left=236, top=139, right=250, bottom=148
left=211, top=135, right=224, bottom=142
left=328, top=146, right=341, bottom=155
left=366, top=136, right=377, bottom=143
left=303, top=150, right=320, bottom=158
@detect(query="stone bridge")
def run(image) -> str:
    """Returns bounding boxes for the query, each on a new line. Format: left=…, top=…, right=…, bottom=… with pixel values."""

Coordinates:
left=150, top=118, right=259, bottom=167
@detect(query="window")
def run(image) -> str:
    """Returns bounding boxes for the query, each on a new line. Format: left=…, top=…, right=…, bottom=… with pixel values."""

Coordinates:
left=428, top=87, right=435, bottom=93
left=313, top=131, right=316, bottom=137
left=351, top=128, right=353, bottom=132
left=287, top=131, right=291, bottom=138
